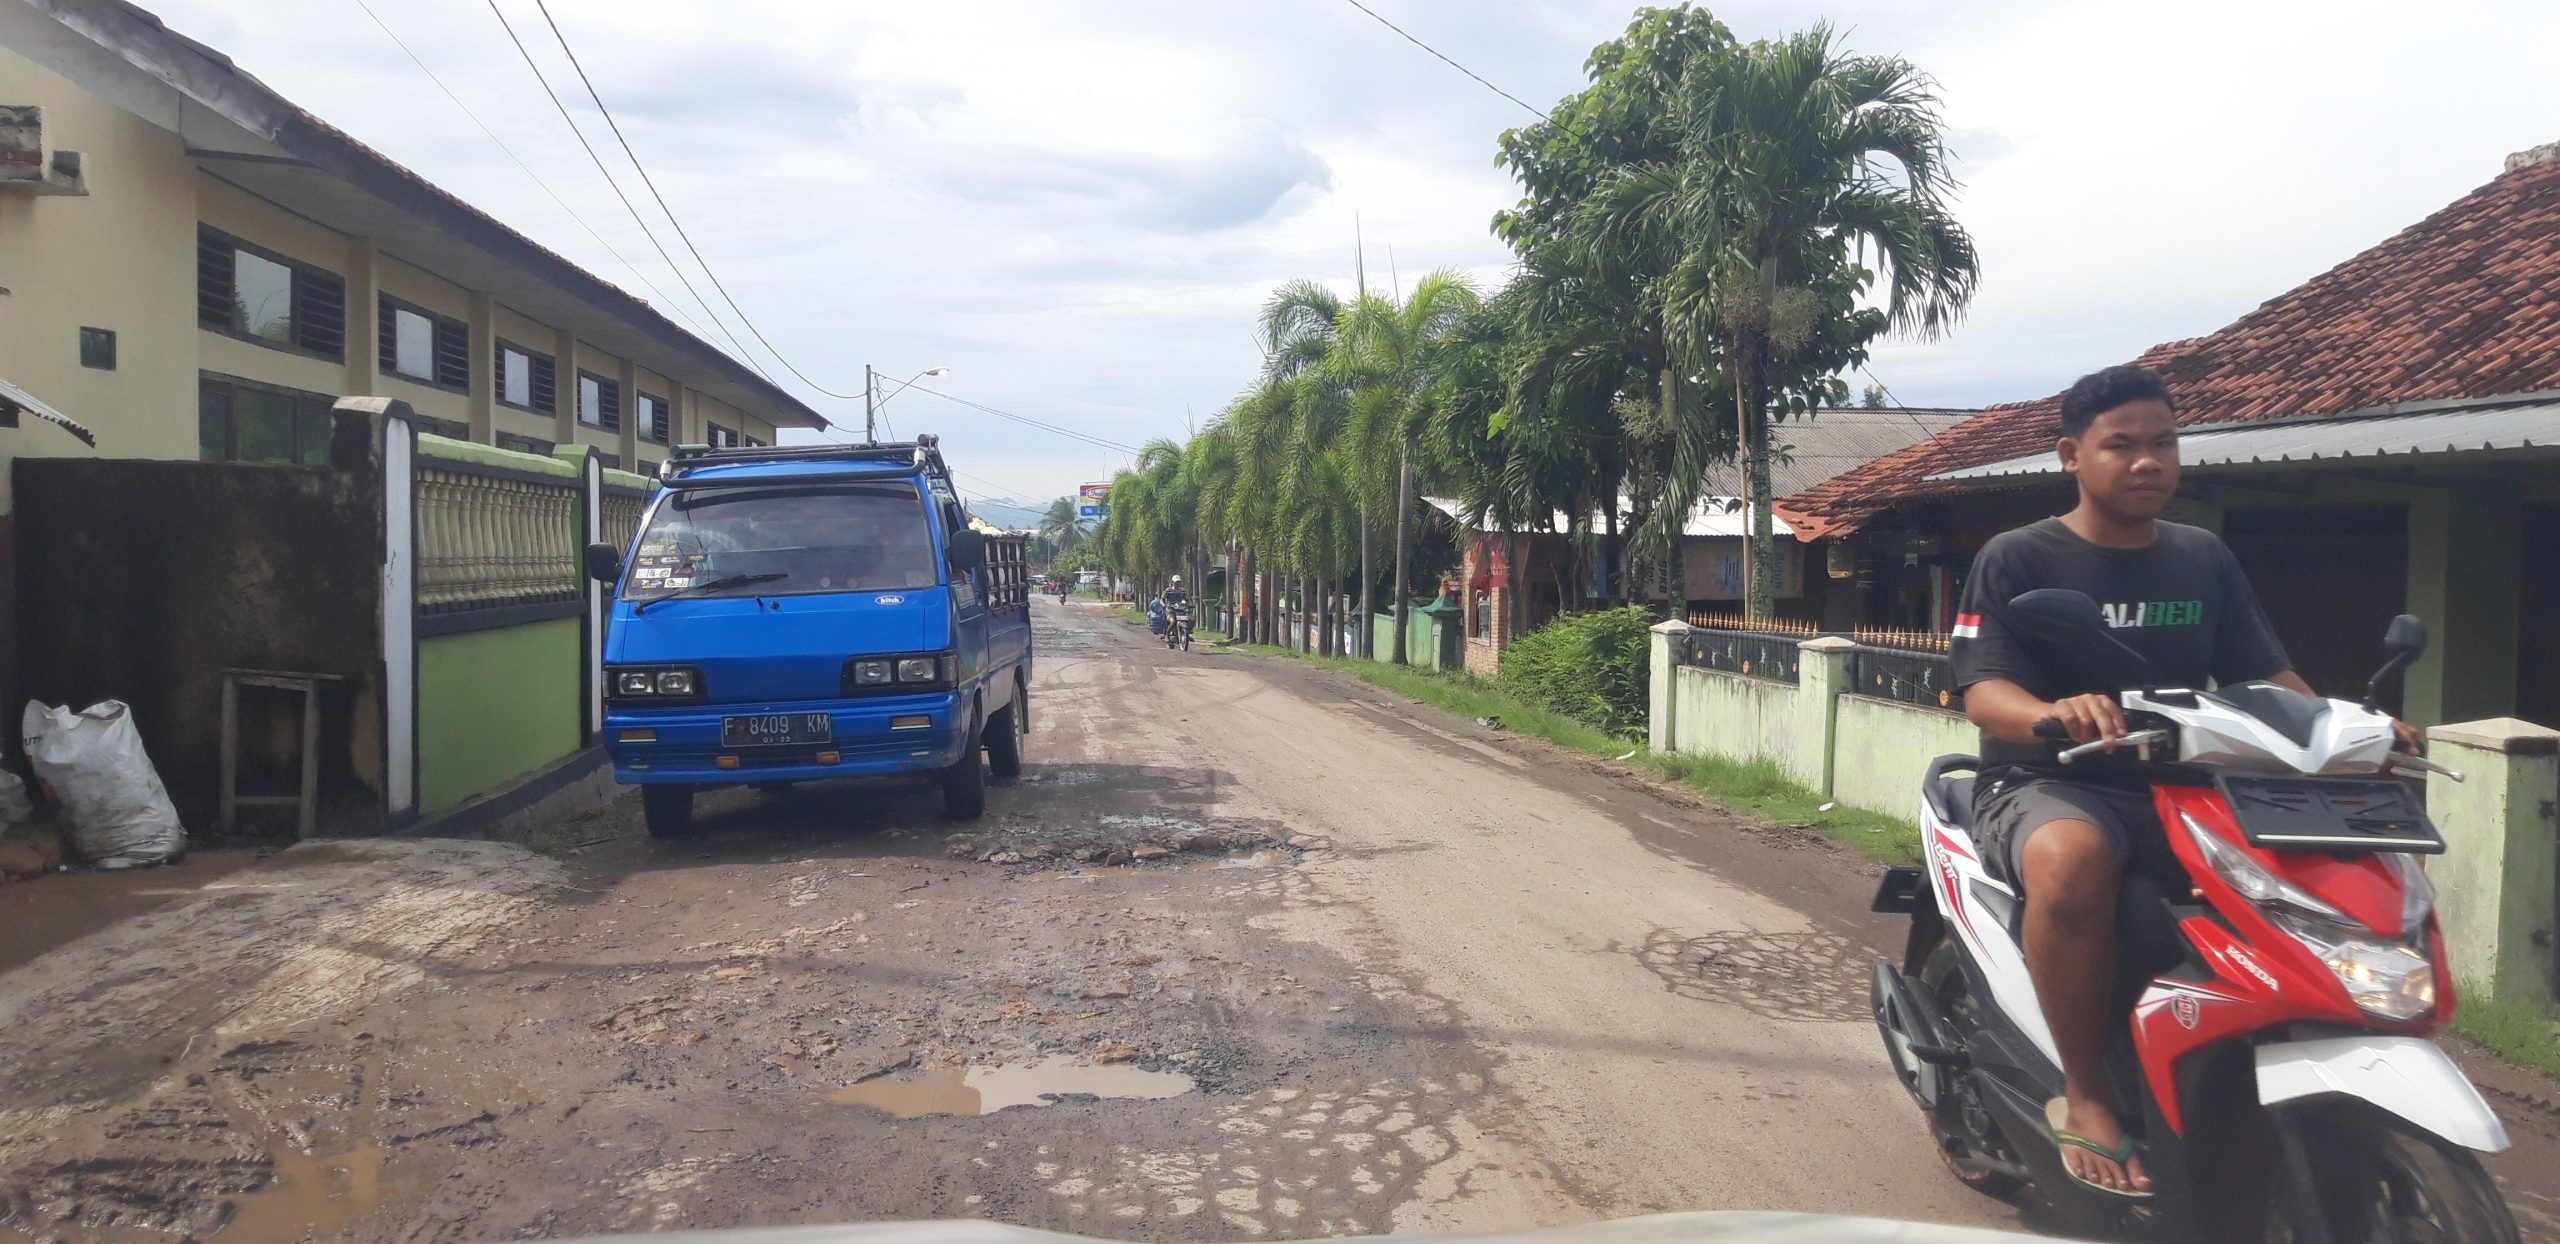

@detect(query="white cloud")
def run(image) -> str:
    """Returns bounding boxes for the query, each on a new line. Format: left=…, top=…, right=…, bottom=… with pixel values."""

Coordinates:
left=135, top=0, right=2560, bottom=502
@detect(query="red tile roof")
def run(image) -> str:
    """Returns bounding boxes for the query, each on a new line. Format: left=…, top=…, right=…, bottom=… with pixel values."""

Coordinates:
left=1777, top=153, right=2560, bottom=538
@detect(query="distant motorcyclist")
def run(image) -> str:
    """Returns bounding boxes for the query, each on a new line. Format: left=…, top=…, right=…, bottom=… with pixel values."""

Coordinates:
left=1159, top=575, right=1190, bottom=613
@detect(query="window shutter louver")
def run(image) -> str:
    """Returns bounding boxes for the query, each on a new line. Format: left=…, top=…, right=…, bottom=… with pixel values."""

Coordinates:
left=433, top=319, right=470, bottom=389
left=197, top=228, right=235, bottom=328
left=293, top=268, right=345, bottom=359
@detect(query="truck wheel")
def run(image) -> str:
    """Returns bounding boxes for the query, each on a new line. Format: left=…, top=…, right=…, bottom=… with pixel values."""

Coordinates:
left=943, top=708, right=987, bottom=821
left=986, top=680, right=1027, bottom=779
left=642, top=784, right=694, bottom=838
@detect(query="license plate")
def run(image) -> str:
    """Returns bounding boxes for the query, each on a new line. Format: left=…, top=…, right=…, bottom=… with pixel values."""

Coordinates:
left=2217, top=774, right=2443, bottom=854
left=720, top=712, right=833, bottom=748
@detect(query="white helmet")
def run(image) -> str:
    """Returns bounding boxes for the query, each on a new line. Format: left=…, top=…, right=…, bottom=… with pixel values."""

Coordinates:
left=1170, top=575, right=1183, bottom=584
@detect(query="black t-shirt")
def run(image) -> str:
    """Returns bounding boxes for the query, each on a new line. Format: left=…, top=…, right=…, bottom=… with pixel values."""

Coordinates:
left=1950, top=518, right=2291, bottom=782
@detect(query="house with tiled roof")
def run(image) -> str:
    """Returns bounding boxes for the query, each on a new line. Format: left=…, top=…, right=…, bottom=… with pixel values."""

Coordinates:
left=1440, top=406, right=1976, bottom=676
left=1772, top=142, right=2560, bottom=729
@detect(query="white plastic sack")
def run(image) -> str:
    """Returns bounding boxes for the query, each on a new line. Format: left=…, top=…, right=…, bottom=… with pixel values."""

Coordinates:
left=21, top=700, right=184, bottom=868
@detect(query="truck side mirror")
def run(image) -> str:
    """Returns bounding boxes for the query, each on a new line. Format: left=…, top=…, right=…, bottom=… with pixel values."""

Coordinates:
left=584, top=541, right=624, bottom=583
left=947, top=528, right=988, bottom=573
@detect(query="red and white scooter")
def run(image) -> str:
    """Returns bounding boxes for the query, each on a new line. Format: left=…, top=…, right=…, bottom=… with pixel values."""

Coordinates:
left=1871, top=589, right=2516, bottom=1242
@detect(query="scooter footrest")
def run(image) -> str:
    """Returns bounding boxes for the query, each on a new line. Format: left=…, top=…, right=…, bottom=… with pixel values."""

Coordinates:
left=1872, top=866, right=1925, bottom=914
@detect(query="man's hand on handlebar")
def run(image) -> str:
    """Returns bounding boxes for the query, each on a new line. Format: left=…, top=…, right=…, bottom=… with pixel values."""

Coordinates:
left=2048, top=693, right=2128, bottom=750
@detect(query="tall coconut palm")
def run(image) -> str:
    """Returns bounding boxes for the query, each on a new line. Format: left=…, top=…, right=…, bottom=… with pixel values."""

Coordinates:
left=1580, top=25, right=1979, bottom=616
left=1333, top=269, right=1479, bottom=663
left=1038, top=496, right=1086, bottom=556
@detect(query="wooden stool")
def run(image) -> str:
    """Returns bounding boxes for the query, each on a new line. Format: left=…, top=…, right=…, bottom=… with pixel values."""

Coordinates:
left=219, top=670, right=343, bottom=839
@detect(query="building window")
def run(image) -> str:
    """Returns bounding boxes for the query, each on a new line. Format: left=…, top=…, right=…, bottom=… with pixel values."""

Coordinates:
left=379, top=296, right=469, bottom=390
left=637, top=392, right=670, bottom=443
left=199, top=374, right=336, bottom=464
left=196, top=226, right=344, bottom=359
left=578, top=371, right=621, bottom=431
left=595, top=452, right=622, bottom=470
left=79, top=327, right=116, bottom=370
left=415, top=415, right=470, bottom=441
left=496, top=433, right=554, bottom=456
left=706, top=422, right=739, bottom=449
left=496, top=340, right=556, bottom=412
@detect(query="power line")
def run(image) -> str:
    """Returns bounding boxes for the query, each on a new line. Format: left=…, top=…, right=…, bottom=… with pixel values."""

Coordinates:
left=952, top=468, right=1056, bottom=504
left=478, top=0, right=772, bottom=382
left=525, top=0, right=867, bottom=402
left=1855, top=363, right=1957, bottom=451
left=1336, top=0, right=1547, bottom=120
left=343, top=0, right=720, bottom=344
left=907, top=387, right=1148, bottom=456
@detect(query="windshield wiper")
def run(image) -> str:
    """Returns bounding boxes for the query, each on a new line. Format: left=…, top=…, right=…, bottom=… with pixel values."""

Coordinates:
left=634, top=572, right=788, bottom=615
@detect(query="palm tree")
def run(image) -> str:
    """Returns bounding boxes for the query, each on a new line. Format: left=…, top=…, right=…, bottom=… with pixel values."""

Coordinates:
left=1038, top=496, right=1085, bottom=556
left=1333, top=270, right=1480, bottom=663
left=1581, top=25, right=1980, bottom=616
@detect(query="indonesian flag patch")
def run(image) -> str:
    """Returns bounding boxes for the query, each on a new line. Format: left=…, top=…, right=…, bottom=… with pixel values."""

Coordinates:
left=1951, top=612, right=1982, bottom=639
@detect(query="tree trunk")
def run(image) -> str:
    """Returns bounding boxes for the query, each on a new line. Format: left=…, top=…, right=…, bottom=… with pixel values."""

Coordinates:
left=1358, top=509, right=1374, bottom=661
left=1740, top=341, right=1775, bottom=621
left=1602, top=496, right=1620, bottom=606
left=1660, top=366, right=1686, bottom=622
left=1390, top=442, right=1414, bottom=665
left=1302, top=571, right=1317, bottom=654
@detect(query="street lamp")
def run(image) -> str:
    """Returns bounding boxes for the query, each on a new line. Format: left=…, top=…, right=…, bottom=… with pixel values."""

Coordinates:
left=864, top=364, right=951, bottom=442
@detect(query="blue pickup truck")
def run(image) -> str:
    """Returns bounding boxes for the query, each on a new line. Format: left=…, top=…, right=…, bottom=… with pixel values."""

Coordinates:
left=581, top=437, right=1034, bottom=836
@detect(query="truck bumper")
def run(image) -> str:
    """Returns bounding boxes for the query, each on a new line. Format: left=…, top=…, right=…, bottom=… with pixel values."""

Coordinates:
left=603, top=691, right=969, bottom=785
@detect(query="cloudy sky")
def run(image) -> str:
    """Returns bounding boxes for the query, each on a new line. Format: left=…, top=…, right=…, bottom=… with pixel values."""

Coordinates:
left=146, top=0, right=2560, bottom=506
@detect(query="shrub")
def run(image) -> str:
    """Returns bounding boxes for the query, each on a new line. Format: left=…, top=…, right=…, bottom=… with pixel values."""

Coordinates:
left=1497, top=606, right=1655, bottom=736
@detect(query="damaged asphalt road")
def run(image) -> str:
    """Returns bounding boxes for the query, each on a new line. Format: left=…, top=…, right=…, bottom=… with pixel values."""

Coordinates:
left=7, top=598, right=2559, bottom=1243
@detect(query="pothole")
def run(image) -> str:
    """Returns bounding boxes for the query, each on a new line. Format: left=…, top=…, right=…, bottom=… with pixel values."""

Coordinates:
left=823, top=1059, right=1197, bottom=1117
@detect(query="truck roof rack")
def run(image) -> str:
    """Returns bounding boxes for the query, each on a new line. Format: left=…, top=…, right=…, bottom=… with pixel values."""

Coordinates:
left=661, top=434, right=948, bottom=485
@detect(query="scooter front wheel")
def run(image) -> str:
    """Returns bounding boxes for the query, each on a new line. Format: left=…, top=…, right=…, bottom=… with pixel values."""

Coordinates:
left=2271, top=1102, right=2518, bottom=1244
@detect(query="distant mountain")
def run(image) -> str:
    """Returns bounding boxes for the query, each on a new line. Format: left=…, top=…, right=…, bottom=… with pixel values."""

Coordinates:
left=963, top=497, right=1058, bottom=532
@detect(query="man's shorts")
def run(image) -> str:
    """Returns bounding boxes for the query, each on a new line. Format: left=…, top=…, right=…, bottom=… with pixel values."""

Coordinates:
left=1972, top=775, right=2179, bottom=890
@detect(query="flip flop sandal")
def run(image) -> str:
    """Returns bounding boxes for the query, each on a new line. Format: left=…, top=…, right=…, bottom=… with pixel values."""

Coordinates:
left=2044, top=1097, right=2155, bottom=1201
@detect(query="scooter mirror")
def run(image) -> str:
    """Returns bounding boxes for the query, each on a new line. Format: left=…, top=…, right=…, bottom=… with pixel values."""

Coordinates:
left=2006, top=589, right=2106, bottom=643
left=2383, top=614, right=2428, bottom=660
left=2365, top=614, right=2429, bottom=711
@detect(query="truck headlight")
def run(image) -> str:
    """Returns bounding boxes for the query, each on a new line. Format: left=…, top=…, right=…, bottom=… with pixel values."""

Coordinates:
left=896, top=658, right=939, bottom=683
left=851, top=660, right=892, bottom=686
left=609, top=665, right=703, bottom=700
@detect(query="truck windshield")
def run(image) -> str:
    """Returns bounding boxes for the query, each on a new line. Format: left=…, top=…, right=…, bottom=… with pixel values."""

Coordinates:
left=625, top=483, right=936, bottom=599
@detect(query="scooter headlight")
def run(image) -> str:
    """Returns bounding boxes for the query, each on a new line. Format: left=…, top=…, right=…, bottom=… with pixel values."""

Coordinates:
left=2181, top=813, right=2436, bottom=1021
left=2268, top=910, right=2437, bottom=1021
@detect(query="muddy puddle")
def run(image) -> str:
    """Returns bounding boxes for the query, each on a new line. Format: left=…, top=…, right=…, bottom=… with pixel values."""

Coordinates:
left=824, top=1059, right=1196, bottom=1117
left=1190, top=849, right=1289, bottom=870
left=220, top=1136, right=437, bottom=1243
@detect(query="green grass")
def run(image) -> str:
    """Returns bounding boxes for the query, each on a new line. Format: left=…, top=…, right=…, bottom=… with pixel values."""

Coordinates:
left=2453, top=987, right=2560, bottom=1083
left=1238, top=644, right=1921, bottom=863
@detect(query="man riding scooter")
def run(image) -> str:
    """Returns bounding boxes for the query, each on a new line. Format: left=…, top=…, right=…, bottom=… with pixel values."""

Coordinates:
left=1950, top=364, right=2420, bottom=1200
left=1158, top=576, right=1192, bottom=650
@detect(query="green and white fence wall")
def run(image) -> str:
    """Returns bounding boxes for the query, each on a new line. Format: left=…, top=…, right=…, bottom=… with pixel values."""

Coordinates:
left=379, top=401, right=649, bottom=820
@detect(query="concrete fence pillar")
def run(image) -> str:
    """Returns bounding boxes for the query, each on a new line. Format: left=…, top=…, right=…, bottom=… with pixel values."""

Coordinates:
left=1648, top=621, right=1689, bottom=754
left=1796, top=636, right=1859, bottom=797
left=2425, top=718, right=2559, bottom=1006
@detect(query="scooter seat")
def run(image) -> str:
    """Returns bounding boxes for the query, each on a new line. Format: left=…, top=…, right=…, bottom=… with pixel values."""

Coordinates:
left=1923, top=755, right=1979, bottom=829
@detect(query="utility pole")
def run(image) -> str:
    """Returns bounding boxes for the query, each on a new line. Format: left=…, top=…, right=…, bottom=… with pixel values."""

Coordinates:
left=863, top=363, right=877, bottom=444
